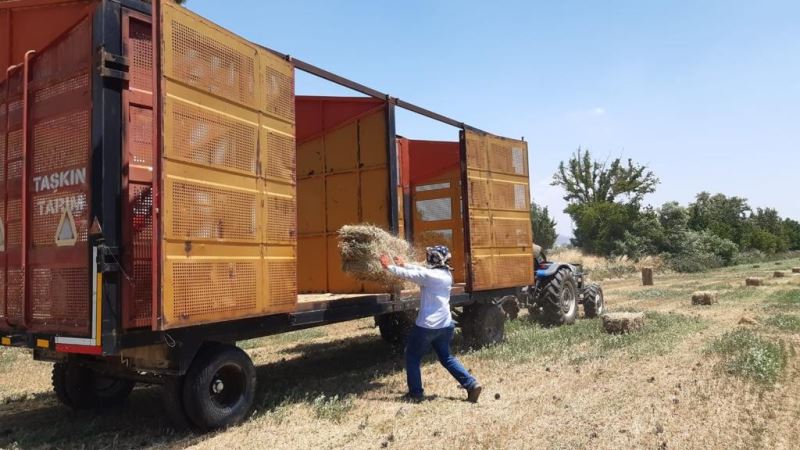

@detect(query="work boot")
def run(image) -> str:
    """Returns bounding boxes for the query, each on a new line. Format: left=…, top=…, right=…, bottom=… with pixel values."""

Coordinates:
left=466, top=384, right=482, bottom=403
left=402, top=393, right=424, bottom=403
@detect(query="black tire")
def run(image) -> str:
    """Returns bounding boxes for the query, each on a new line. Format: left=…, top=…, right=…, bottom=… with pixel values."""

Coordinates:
left=539, top=267, right=578, bottom=326
left=461, top=303, right=506, bottom=348
left=182, top=344, right=257, bottom=432
left=582, top=283, right=605, bottom=318
left=375, top=312, right=414, bottom=346
left=501, top=296, right=521, bottom=321
left=162, top=376, right=194, bottom=431
left=52, top=362, right=135, bottom=409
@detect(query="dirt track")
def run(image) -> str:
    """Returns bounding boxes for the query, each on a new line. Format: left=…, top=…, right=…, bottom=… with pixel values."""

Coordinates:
left=2, top=258, right=800, bottom=449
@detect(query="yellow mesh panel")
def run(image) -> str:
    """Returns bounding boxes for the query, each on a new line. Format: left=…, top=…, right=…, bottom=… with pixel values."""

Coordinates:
left=464, top=131, right=534, bottom=290
left=159, top=2, right=297, bottom=328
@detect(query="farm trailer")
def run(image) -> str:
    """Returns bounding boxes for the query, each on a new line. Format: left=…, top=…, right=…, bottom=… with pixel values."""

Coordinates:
left=0, top=0, right=536, bottom=430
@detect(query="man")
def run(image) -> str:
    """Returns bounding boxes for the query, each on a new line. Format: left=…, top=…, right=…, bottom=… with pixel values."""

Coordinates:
left=379, top=246, right=482, bottom=403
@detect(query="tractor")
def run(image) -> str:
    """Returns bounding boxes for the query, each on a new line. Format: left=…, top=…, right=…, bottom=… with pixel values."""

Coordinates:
left=517, top=245, right=605, bottom=325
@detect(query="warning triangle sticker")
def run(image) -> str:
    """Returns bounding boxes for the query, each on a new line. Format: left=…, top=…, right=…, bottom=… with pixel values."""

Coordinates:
left=55, top=209, right=78, bottom=247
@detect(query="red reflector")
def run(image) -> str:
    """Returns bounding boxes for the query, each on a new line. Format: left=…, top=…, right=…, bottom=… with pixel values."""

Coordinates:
left=55, top=344, right=102, bottom=355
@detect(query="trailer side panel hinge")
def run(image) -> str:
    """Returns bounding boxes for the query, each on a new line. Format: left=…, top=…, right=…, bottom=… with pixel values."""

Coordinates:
left=97, top=47, right=130, bottom=81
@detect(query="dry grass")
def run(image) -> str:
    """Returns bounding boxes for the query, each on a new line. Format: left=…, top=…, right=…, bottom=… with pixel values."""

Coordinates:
left=548, top=247, right=665, bottom=281
left=2, top=257, right=800, bottom=448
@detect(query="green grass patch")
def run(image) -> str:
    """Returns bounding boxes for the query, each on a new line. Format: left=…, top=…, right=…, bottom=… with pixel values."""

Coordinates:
left=707, top=329, right=787, bottom=385
left=720, top=287, right=761, bottom=301
left=625, top=288, right=690, bottom=300
left=310, top=394, right=354, bottom=422
left=763, top=314, right=800, bottom=333
left=239, top=328, right=328, bottom=350
left=764, top=289, right=800, bottom=310
left=476, top=312, right=705, bottom=364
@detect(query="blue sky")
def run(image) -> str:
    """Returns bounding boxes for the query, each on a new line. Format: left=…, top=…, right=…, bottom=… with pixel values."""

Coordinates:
left=187, top=0, right=800, bottom=238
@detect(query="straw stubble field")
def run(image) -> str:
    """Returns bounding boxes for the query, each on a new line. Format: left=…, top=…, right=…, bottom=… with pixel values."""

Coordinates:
left=2, top=257, right=800, bottom=449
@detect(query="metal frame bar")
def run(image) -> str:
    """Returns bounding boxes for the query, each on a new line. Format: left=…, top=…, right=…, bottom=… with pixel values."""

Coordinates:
left=268, top=51, right=487, bottom=135
left=2, top=66, right=15, bottom=327
left=20, top=49, right=35, bottom=327
left=150, top=0, right=162, bottom=331
left=385, top=103, right=399, bottom=234
left=458, top=130, right=475, bottom=291
left=91, top=0, right=124, bottom=355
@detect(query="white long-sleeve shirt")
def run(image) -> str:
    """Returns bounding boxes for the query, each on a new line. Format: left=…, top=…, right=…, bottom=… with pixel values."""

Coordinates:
left=387, top=264, right=453, bottom=329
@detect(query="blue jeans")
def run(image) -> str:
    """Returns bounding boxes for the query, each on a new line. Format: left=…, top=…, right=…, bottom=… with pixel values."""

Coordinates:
left=405, top=324, right=478, bottom=396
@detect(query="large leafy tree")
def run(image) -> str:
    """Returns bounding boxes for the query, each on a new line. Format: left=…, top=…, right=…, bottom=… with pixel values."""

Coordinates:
left=552, top=148, right=659, bottom=205
left=687, top=192, right=750, bottom=245
left=530, top=202, right=557, bottom=250
left=552, top=148, right=659, bottom=255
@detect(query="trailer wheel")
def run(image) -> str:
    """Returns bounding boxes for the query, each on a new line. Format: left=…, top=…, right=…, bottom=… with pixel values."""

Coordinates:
left=162, top=375, right=194, bottom=431
left=52, top=362, right=135, bottom=409
left=375, top=311, right=414, bottom=346
left=582, top=283, right=605, bottom=318
left=461, top=303, right=506, bottom=348
left=539, top=267, right=578, bottom=326
left=182, top=344, right=257, bottom=431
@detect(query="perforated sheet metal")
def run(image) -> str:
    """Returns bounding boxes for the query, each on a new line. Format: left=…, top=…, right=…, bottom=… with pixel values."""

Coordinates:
left=159, top=2, right=297, bottom=328
left=464, top=131, right=533, bottom=291
left=122, top=11, right=155, bottom=329
left=0, top=17, right=93, bottom=334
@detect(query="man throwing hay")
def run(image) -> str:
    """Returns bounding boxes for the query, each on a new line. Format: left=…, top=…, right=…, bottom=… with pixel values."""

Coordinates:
left=380, top=246, right=482, bottom=402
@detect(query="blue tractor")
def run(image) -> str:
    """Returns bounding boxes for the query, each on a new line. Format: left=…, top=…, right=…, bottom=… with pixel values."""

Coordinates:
left=518, top=245, right=605, bottom=325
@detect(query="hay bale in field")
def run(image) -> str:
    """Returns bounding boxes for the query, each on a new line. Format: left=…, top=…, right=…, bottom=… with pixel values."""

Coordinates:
left=338, top=224, right=416, bottom=286
left=641, top=267, right=654, bottom=286
left=774, top=271, right=786, bottom=278
left=691, top=291, right=718, bottom=306
left=793, top=267, right=800, bottom=274
left=601, top=312, right=645, bottom=334
left=745, top=277, right=764, bottom=287
left=752, top=265, right=760, bottom=268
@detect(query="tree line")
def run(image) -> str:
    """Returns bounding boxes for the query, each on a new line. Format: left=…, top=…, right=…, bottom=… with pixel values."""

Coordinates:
left=531, top=148, right=800, bottom=271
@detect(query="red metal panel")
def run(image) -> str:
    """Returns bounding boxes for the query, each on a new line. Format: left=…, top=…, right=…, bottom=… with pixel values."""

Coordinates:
left=406, top=140, right=460, bottom=185
left=296, top=96, right=385, bottom=144
left=121, top=10, right=155, bottom=329
left=0, top=15, right=94, bottom=335
left=2, top=67, right=24, bottom=330
left=0, top=0, right=98, bottom=81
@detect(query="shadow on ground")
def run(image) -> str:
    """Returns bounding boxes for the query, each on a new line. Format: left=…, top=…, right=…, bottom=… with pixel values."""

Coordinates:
left=0, top=329, right=478, bottom=448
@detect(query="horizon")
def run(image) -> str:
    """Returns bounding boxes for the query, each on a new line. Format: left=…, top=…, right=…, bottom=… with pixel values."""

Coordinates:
left=186, top=0, right=800, bottom=239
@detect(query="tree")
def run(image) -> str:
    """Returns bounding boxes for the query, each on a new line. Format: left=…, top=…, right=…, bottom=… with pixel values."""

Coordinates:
left=687, top=192, right=750, bottom=246
left=552, top=148, right=659, bottom=256
left=552, top=148, right=659, bottom=205
left=530, top=202, right=557, bottom=250
left=783, top=219, right=800, bottom=250
left=568, top=202, right=640, bottom=256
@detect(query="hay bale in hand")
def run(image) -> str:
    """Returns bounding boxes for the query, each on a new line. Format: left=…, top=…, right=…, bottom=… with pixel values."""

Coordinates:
left=774, top=271, right=786, bottom=278
left=602, top=312, right=645, bottom=334
left=745, top=277, right=764, bottom=287
left=691, top=291, right=718, bottom=306
left=338, top=224, right=415, bottom=286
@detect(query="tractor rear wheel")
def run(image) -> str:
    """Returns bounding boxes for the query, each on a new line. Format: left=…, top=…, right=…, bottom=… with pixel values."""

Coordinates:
left=539, top=267, right=578, bottom=326
left=461, top=303, right=506, bottom=348
left=52, top=362, right=135, bottom=409
left=582, top=283, right=605, bottom=318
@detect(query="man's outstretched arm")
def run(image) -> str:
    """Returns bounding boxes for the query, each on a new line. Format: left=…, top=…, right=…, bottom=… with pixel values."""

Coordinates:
left=380, top=255, right=431, bottom=286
